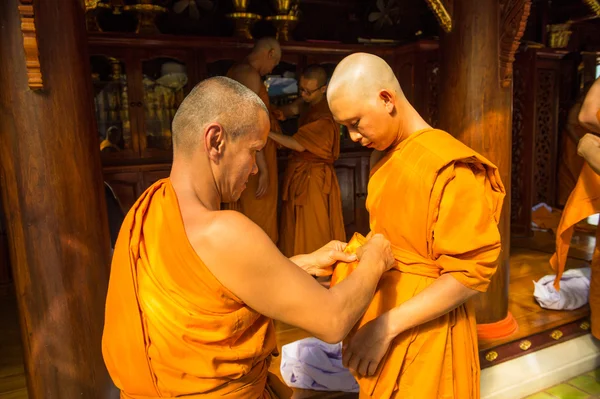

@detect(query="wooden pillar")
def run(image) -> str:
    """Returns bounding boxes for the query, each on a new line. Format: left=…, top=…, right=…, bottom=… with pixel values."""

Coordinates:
left=438, top=0, right=529, bottom=335
left=0, top=0, right=116, bottom=397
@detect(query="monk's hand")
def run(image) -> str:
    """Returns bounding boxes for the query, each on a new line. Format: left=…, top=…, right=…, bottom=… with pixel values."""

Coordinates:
left=355, top=234, right=395, bottom=272
left=343, top=316, right=393, bottom=377
left=578, top=133, right=600, bottom=160
left=256, top=171, right=269, bottom=199
left=302, top=240, right=358, bottom=276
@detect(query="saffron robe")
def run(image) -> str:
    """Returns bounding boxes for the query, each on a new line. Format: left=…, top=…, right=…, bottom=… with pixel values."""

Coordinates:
left=330, top=129, right=505, bottom=398
left=551, top=109, right=600, bottom=338
left=102, top=179, right=291, bottom=398
left=279, top=99, right=346, bottom=257
left=222, top=77, right=279, bottom=243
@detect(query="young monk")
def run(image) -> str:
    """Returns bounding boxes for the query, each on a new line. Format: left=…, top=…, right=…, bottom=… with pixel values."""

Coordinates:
left=269, top=65, right=346, bottom=256
left=101, top=76, right=395, bottom=399
left=222, top=37, right=282, bottom=243
left=552, top=76, right=600, bottom=338
left=326, top=53, right=505, bottom=398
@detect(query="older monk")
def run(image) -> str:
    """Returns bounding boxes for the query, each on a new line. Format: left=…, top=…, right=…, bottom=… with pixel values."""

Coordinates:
left=101, top=76, right=395, bottom=399
left=326, top=53, right=505, bottom=398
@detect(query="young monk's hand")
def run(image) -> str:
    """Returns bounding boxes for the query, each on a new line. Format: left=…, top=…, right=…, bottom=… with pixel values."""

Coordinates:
left=343, top=315, right=393, bottom=377
left=578, top=133, right=600, bottom=160
left=298, top=240, right=358, bottom=276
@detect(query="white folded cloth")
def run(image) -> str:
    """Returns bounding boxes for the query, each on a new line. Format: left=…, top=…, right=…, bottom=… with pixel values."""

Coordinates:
left=533, top=267, right=591, bottom=310
left=280, top=337, right=359, bottom=392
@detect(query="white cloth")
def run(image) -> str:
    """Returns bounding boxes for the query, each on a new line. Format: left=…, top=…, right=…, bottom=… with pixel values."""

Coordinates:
left=533, top=267, right=591, bottom=310
left=280, top=337, right=359, bottom=392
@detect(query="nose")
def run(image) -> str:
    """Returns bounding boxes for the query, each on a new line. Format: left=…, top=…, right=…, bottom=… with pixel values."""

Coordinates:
left=349, top=131, right=362, bottom=143
left=250, top=162, right=259, bottom=176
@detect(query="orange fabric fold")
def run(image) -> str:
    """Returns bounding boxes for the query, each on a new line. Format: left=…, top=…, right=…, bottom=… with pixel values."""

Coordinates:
left=279, top=99, right=345, bottom=256
left=222, top=82, right=279, bottom=243
left=330, top=129, right=505, bottom=398
left=102, top=179, right=290, bottom=398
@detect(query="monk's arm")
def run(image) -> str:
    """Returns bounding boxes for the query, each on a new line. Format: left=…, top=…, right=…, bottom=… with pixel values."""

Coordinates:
left=275, top=97, right=304, bottom=119
left=201, top=212, right=392, bottom=344
left=269, top=131, right=306, bottom=152
left=579, top=78, right=600, bottom=133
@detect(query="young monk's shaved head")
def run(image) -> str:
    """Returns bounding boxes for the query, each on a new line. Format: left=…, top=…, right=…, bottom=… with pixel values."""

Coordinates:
left=327, top=52, right=402, bottom=104
left=302, top=65, right=328, bottom=87
left=172, top=76, right=268, bottom=158
left=327, top=53, right=429, bottom=152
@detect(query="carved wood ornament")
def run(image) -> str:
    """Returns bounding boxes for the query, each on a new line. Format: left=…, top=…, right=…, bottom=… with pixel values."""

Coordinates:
left=499, top=0, right=531, bottom=88
left=18, top=0, right=43, bottom=89
left=424, top=0, right=452, bottom=33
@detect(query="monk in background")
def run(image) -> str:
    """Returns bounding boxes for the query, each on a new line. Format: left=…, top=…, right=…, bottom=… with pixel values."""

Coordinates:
left=102, top=76, right=395, bottom=399
left=552, top=76, right=600, bottom=338
left=222, top=37, right=281, bottom=243
left=269, top=65, right=346, bottom=257
left=326, top=54, right=505, bottom=398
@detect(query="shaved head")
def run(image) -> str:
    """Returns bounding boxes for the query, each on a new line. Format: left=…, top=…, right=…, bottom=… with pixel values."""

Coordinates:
left=302, top=64, right=328, bottom=87
left=172, top=76, right=268, bottom=158
left=252, top=37, right=281, bottom=58
left=328, top=53, right=402, bottom=103
left=327, top=53, right=428, bottom=152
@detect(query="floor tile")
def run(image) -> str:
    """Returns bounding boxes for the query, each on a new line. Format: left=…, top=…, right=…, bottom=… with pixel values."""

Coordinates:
left=523, top=392, right=556, bottom=399
left=568, top=375, right=600, bottom=395
left=546, top=383, right=590, bottom=399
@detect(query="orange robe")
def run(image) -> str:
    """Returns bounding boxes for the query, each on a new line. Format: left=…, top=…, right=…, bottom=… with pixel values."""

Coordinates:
left=551, top=109, right=600, bottom=338
left=102, top=179, right=291, bottom=398
left=330, top=129, right=505, bottom=399
left=223, top=76, right=279, bottom=243
left=279, top=99, right=346, bottom=257
left=557, top=103, right=586, bottom=206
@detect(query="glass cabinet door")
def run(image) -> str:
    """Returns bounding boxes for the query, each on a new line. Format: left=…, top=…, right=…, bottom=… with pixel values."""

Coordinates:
left=90, top=52, right=139, bottom=161
left=138, top=51, right=194, bottom=159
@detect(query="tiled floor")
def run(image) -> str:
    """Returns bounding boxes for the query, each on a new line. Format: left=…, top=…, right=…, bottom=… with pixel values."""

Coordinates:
left=525, top=369, right=600, bottom=398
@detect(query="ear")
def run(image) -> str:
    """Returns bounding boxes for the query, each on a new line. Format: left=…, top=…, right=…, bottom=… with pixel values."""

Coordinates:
left=204, top=123, right=225, bottom=164
left=379, top=89, right=395, bottom=114
left=268, top=48, right=275, bottom=59
left=320, top=84, right=327, bottom=94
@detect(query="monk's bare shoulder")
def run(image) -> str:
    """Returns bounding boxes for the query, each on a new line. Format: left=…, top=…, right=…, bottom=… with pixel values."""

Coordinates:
left=227, top=63, right=262, bottom=94
left=188, top=209, right=270, bottom=258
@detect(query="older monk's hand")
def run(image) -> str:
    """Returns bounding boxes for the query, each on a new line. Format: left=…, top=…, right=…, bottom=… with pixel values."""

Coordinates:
left=294, top=240, right=357, bottom=277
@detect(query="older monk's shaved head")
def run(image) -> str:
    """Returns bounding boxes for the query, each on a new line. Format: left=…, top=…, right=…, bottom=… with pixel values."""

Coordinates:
left=327, top=53, right=402, bottom=103
left=172, top=76, right=268, bottom=157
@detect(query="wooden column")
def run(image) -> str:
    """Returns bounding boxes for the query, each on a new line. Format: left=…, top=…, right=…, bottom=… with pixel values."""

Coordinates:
left=0, top=0, right=116, bottom=397
left=438, top=0, right=529, bottom=333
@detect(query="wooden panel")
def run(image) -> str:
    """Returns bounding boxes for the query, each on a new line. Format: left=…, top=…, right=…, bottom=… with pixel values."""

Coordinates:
left=335, top=151, right=371, bottom=239
left=142, top=166, right=171, bottom=191
left=103, top=170, right=142, bottom=213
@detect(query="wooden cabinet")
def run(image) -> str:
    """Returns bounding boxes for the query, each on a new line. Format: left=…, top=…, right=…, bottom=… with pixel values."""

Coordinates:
left=511, top=48, right=570, bottom=236
left=335, top=150, right=371, bottom=240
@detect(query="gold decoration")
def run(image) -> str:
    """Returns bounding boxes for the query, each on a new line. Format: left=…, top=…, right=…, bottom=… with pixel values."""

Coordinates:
left=18, top=0, right=42, bottom=89
left=85, top=0, right=111, bottom=32
left=547, top=23, right=572, bottom=49
left=583, top=0, right=600, bottom=16
left=123, top=3, right=167, bottom=34
left=550, top=330, right=563, bottom=340
left=519, top=340, right=532, bottom=351
left=580, top=321, right=591, bottom=331
left=226, top=12, right=262, bottom=39
left=424, top=0, right=452, bottom=33
left=485, top=351, right=498, bottom=362
left=265, top=15, right=299, bottom=42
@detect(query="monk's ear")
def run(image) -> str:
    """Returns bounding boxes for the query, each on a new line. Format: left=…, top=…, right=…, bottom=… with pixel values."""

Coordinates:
left=320, top=85, right=327, bottom=94
left=204, top=123, right=225, bottom=163
left=379, top=90, right=395, bottom=114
